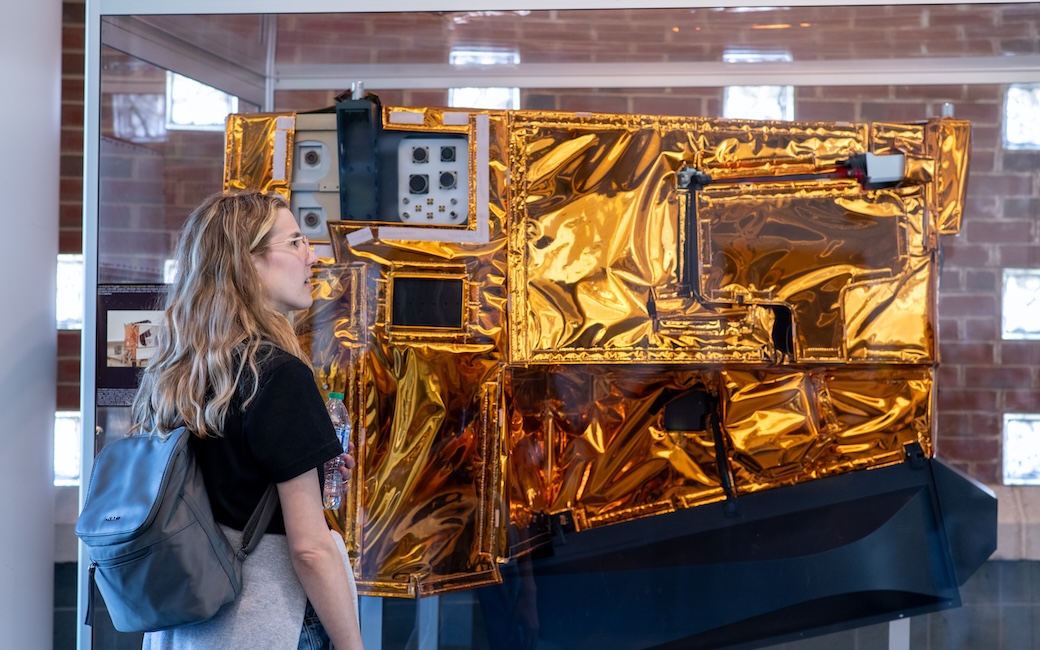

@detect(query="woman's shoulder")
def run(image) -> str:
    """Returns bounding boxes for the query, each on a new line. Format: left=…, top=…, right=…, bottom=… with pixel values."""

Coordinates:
left=254, top=343, right=310, bottom=381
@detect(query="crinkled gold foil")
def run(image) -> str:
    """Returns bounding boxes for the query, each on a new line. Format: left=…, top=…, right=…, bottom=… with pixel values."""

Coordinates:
left=223, top=113, right=294, bottom=198
left=229, top=104, right=969, bottom=597
left=928, top=119, right=971, bottom=235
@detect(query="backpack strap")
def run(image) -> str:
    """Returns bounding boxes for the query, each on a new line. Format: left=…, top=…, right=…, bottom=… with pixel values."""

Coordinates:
left=239, top=483, right=279, bottom=557
left=84, top=563, right=97, bottom=626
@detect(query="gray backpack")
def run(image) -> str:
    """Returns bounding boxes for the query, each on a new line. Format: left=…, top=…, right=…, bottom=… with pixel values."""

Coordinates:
left=75, top=426, right=277, bottom=632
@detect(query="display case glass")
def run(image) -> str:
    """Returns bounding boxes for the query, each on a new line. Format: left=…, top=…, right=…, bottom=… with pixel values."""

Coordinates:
left=83, top=3, right=1030, bottom=649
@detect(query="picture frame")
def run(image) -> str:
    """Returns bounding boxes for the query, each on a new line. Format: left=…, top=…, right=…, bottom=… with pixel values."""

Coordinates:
left=95, top=284, right=168, bottom=407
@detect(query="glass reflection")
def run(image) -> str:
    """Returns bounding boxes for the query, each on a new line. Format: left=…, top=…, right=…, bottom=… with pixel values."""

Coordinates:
left=104, top=5, right=1040, bottom=73
left=98, top=46, right=258, bottom=284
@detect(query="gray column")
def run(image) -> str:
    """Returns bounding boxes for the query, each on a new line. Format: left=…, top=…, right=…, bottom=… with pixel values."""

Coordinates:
left=0, top=0, right=61, bottom=646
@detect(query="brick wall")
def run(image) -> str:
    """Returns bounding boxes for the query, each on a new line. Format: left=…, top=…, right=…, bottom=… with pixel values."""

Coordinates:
left=58, top=0, right=84, bottom=413
left=274, top=6, right=1040, bottom=65
left=63, top=5, right=1040, bottom=487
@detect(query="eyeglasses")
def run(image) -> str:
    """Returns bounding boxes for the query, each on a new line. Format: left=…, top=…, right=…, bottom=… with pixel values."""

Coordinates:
left=250, top=233, right=312, bottom=255
left=278, top=234, right=310, bottom=251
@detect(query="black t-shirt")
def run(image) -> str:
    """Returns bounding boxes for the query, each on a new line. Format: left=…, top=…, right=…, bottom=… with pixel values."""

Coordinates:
left=191, top=346, right=342, bottom=535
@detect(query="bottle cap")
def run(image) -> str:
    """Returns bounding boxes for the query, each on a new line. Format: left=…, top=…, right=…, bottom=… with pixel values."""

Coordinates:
left=328, top=392, right=344, bottom=400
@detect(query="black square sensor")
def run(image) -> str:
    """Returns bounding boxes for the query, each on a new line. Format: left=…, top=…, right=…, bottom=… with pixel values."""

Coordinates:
left=391, top=276, right=465, bottom=329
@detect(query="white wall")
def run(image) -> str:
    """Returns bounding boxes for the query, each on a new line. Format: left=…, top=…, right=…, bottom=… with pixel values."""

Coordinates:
left=0, top=0, right=61, bottom=646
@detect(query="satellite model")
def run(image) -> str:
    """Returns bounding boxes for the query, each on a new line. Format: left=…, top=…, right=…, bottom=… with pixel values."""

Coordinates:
left=225, top=94, right=993, bottom=648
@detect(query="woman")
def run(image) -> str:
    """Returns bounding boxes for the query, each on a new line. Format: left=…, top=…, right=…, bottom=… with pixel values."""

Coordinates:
left=132, top=191, right=363, bottom=649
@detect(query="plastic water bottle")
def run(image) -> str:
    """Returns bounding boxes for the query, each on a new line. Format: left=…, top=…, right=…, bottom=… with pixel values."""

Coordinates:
left=322, top=392, right=351, bottom=510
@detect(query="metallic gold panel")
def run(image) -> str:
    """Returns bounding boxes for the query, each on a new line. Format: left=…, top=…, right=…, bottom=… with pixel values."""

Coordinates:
left=223, top=113, right=294, bottom=197
left=698, top=184, right=914, bottom=361
left=299, top=258, right=508, bottom=597
left=354, top=344, right=502, bottom=596
left=501, top=365, right=931, bottom=535
left=843, top=253, right=934, bottom=362
left=928, top=119, right=971, bottom=235
left=504, top=366, right=725, bottom=531
left=505, top=113, right=930, bottom=365
left=871, top=119, right=970, bottom=236
left=720, top=367, right=932, bottom=487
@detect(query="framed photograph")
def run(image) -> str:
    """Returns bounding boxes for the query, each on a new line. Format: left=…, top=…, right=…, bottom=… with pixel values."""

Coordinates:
left=96, top=284, right=168, bottom=406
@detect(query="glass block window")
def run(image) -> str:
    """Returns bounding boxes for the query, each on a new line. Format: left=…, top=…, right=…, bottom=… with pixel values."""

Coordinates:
left=164, top=259, right=179, bottom=284
left=165, top=71, right=238, bottom=132
left=113, top=93, right=166, bottom=142
left=449, top=87, right=519, bottom=110
left=56, top=254, right=83, bottom=330
left=722, top=50, right=794, bottom=121
left=723, top=86, right=794, bottom=121
left=1002, top=268, right=1040, bottom=340
left=54, top=411, right=81, bottom=486
left=1004, top=414, right=1040, bottom=485
left=449, top=48, right=520, bottom=110
left=1005, top=83, right=1040, bottom=150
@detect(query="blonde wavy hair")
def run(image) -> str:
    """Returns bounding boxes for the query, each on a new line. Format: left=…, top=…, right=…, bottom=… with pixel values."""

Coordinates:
left=131, top=190, right=308, bottom=438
